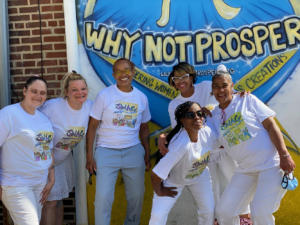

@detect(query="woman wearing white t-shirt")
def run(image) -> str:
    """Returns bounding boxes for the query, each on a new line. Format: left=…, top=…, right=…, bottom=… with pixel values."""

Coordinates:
left=40, top=72, right=92, bottom=225
left=210, top=66, right=295, bottom=225
left=0, top=76, right=54, bottom=225
left=150, top=101, right=216, bottom=225
left=86, top=58, right=151, bottom=225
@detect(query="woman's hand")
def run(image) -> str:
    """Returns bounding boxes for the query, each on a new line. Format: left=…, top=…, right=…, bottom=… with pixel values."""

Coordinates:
left=279, top=154, right=296, bottom=174
left=151, top=171, right=177, bottom=197
left=158, top=133, right=169, bottom=155
left=40, top=167, right=55, bottom=205
left=86, top=158, right=97, bottom=175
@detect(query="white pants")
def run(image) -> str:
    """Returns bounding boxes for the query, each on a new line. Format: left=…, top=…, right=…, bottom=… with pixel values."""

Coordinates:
left=1, top=184, right=44, bottom=225
left=216, top=167, right=286, bottom=225
left=149, top=170, right=215, bottom=225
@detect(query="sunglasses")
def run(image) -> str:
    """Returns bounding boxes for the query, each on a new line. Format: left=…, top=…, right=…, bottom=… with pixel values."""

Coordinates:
left=184, top=110, right=206, bottom=119
left=171, top=74, right=190, bottom=82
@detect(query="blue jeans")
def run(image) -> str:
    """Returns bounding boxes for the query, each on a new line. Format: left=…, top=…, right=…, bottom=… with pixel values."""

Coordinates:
left=94, top=144, right=145, bottom=225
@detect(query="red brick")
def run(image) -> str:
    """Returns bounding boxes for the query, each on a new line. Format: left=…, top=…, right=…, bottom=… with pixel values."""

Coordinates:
left=16, top=61, right=36, bottom=67
left=47, top=82, right=61, bottom=88
left=11, top=69, right=24, bottom=75
left=54, top=43, right=66, bottom=50
left=26, top=21, right=47, bottom=28
left=9, top=23, right=14, bottom=29
left=8, top=8, right=18, bottom=14
left=44, top=36, right=65, bottom=42
left=9, top=38, right=20, bottom=44
left=14, top=23, right=25, bottom=29
left=12, top=76, right=30, bottom=82
left=48, top=21, right=57, bottom=26
left=22, top=37, right=41, bottom=43
left=9, top=15, right=30, bottom=22
left=54, top=28, right=65, bottom=34
left=32, top=13, right=53, bottom=20
left=23, top=53, right=42, bottom=59
left=10, top=54, right=22, bottom=60
left=43, top=74, right=56, bottom=80
left=9, top=30, right=31, bottom=37
left=32, top=28, right=52, bottom=35
left=47, top=67, right=67, bottom=73
left=41, top=5, right=62, bottom=12
left=32, top=44, right=53, bottom=51
left=52, top=0, right=63, bottom=3
left=29, top=0, right=51, bottom=4
left=38, top=60, right=57, bottom=66
left=25, top=68, right=44, bottom=74
left=20, top=6, right=38, bottom=13
left=8, top=0, right=28, bottom=6
left=54, top=13, right=64, bottom=19
left=46, top=51, right=66, bottom=58
left=58, top=20, right=65, bottom=26
left=59, top=59, right=67, bottom=65
left=10, top=45, right=31, bottom=52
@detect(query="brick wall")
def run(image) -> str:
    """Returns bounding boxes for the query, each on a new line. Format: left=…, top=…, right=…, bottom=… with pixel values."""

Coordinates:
left=3, top=0, right=76, bottom=224
left=8, top=0, right=67, bottom=103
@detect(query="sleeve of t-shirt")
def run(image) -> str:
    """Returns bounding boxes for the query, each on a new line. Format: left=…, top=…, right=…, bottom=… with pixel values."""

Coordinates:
left=152, top=132, right=189, bottom=180
left=248, top=94, right=276, bottom=123
left=168, top=102, right=176, bottom=128
left=90, top=90, right=106, bottom=121
left=141, top=95, right=151, bottom=123
left=0, top=108, right=11, bottom=146
left=38, top=99, right=52, bottom=117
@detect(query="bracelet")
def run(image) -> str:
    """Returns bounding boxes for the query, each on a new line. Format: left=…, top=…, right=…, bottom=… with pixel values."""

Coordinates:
left=279, top=154, right=290, bottom=158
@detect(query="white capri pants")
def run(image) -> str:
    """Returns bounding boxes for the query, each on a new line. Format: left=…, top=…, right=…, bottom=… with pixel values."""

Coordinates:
left=216, top=166, right=286, bottom=225
left=1, top=184, right=45, bottom=225
left=149, top=169, right=215, bottom=225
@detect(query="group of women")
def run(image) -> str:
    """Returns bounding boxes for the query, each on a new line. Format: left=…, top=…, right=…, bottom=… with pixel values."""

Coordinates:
left=0, top=58, right=295, bottom=225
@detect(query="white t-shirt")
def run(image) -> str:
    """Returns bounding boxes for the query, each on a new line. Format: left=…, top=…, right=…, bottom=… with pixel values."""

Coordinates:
left=0, top=103, right=54, bottom=186
left=168, top=81, right=218, bottom=128
left=90, top=85, right=151, bottom=148
left=211, top=94, right=279, bottom=173
left=153, top=126, right=217, bottom=186
left=40, top=98, right=93, bottom=165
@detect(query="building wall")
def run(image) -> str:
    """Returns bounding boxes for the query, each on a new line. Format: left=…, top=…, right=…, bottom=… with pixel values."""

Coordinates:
left=3, top=0, right=75, bottom=224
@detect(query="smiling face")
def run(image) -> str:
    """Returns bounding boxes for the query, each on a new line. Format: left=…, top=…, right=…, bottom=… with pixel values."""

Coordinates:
left=212, top=75, right=234, bottom=109
left=113, top=59, right=134, bottom=92
left=172, top=70, right=194, bottom=96
left=65, top=80, right=88, bottom=108
left=180, top=103, right=205, bottom=133
left=23, top=80, right=47, bottom=108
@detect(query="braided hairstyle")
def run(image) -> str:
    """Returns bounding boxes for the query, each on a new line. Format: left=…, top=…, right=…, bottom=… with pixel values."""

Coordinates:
left=166, top=101, right=200, bottom=147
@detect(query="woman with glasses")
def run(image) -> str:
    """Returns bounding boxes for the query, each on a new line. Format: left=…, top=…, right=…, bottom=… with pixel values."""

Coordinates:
left=210, top=65, right=295, bottom=225
left=86, top=58, right=151, bottom=225
left=0, top=76, right=54, bottom=225
left=39, top=71, right=93, bottom=225
left=149, top=101, right=216, bottom=225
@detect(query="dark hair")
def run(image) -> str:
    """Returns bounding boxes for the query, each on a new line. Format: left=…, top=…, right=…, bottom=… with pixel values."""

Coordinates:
left=113, top=58, right=135, bottom=72
left=24, top=76, right=47, bottom=89
left=168, top=62, right=197, bottom=86
left=166, top=101, right=200, bottom=147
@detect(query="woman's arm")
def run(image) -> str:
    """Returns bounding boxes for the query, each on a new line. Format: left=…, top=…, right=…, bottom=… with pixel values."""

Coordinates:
left=262, top=117, right=295, bottom=173
left=86, top=117, right=100, bottom=174
left=139, top=122, right=151, bottom=171
left=151, top=172, right=177, bottom=197
left=40, top=152, right=55, bottom=205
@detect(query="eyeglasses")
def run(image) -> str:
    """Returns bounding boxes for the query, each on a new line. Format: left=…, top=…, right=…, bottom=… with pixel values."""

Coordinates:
left=184, top=110, right=206, bottom=119
left=281, top=173, right=298, bottom=190
left=114, top=68, right=133, bottom=76
left=171, top=74, right=190, bottom=83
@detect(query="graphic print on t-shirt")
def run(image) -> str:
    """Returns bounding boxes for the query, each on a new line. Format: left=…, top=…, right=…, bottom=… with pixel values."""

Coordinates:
left=55, top=126, right=85, bottom=151
left=112, top=102, right=138, bottom=128
left=221, top=112, right=252, bottom=147
left=186, top=151, right=210, bottom=179
left=34, top=131, right=53, bottom=161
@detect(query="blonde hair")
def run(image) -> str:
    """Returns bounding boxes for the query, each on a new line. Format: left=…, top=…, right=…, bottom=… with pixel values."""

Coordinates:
left=61, top=71, right=87, bottom=98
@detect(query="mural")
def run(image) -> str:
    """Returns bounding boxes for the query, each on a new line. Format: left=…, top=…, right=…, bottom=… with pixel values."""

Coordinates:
left=71, top=0, right=300, bottom=224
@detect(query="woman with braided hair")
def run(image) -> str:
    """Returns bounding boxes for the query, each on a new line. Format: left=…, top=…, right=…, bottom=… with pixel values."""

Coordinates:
left=149, top=101, right=217, bottom=225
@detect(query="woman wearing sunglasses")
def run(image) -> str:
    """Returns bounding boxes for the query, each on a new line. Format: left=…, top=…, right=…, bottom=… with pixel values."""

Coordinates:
left=210, top=66, right=295, bottom=225
left=149, top=101, right=216, bottom=225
